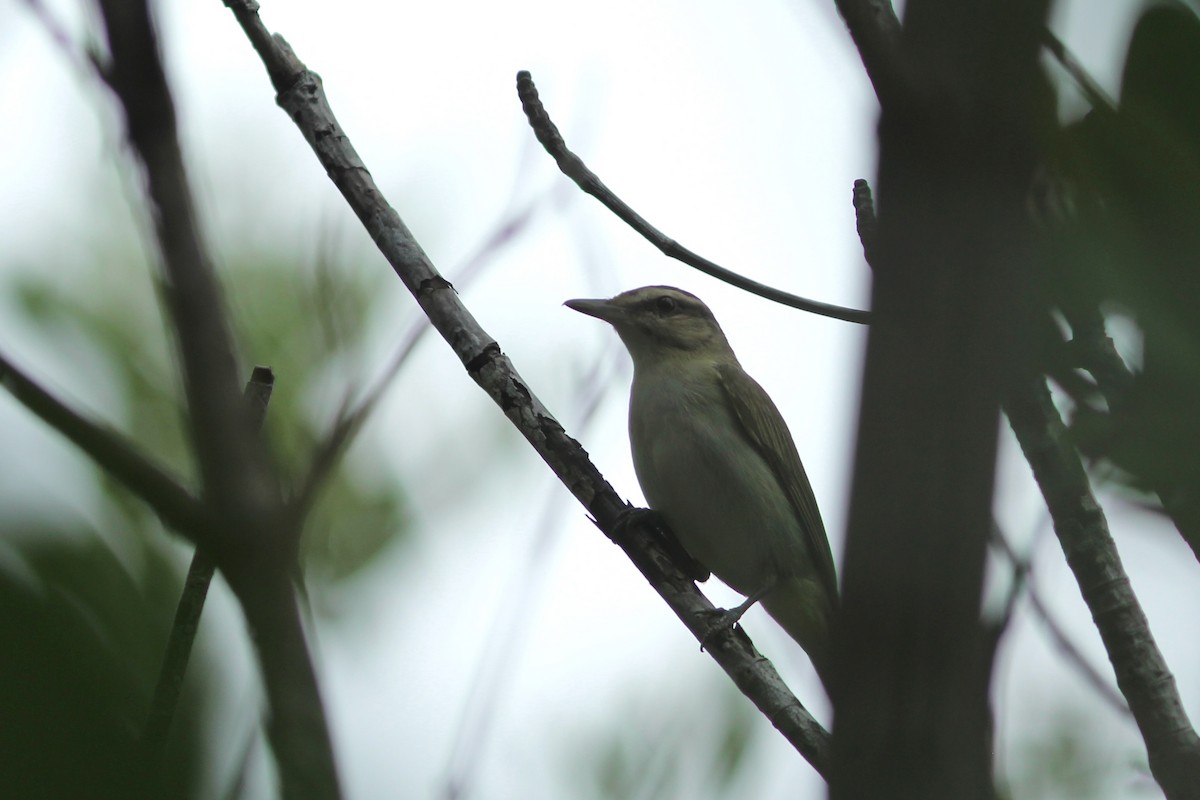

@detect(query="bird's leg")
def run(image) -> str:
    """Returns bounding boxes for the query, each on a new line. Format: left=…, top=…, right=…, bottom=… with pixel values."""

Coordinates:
left=699, top=579, right=777, bottom=650
left=611, top=507, right=711, bottom=583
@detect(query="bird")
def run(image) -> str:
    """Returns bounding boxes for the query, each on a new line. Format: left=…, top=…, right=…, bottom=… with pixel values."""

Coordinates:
left=565, top=285, right=838, bottom=688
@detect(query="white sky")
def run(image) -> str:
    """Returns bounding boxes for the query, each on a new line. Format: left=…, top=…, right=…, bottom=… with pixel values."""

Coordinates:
left=1, top=1, right=1197, bottom=798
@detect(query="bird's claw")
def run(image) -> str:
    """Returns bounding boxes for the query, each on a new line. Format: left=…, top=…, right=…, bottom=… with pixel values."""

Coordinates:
left=698, top=607, right=748, bottom=652
left=612, top=506, right=711, bottom=583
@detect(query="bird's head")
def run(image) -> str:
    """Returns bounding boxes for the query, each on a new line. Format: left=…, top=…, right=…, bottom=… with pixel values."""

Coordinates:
left=565, top=286, right=735, bottom=368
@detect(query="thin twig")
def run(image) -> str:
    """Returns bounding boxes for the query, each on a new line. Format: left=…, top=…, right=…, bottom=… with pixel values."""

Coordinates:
left=142, top=368, right=276, bottom=762
left=0, top=348, right=202, bottom=537
left=515, top=71, right=870, bottom=325
left=989, top=524, right=1131, bottom=718
left=1039, top=27, right=1117, bottom=114
left=222, top=0, right=832, bottom=774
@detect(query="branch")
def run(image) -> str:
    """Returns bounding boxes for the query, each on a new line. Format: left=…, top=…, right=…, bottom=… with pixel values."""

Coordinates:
left=515, top=71, right=870, bottom=325
left=830, top=0, right=907, bottom=109
left=1039, top=27, right=1117, bottom=114
left=1005, top=378, right=1200, bottom=799
left=1062, top=308, right=1200, bottom=560
left=834, top=1, right=1052, bottom=795
left=851, top=178, right=878, bottom=268
left=143, top=368, right=276, bottom=765
left=0, top=348, right=202, bottom=537
left=95, top=0, right=276, bottom=540
left=854, top=158, right=1199, bottom=796
left=989, top=523, right=1131, bottom=718
left=95, top=2, right=339, bottom=797
left=221, top=0, right=832, bottom=775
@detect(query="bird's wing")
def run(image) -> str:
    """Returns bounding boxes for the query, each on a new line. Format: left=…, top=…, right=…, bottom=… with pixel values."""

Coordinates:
left=716, top=362, right=838, bottom=605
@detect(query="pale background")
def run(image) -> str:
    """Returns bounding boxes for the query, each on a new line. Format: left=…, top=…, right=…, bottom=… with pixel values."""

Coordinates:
left=1, top=0, right=1195, bottom=797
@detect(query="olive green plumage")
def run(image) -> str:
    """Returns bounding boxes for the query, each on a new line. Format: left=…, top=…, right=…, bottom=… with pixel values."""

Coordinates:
left=566, top=286, right=838, bottom=688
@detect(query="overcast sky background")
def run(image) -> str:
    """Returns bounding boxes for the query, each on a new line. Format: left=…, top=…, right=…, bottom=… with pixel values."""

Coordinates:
left=2, top=1, right=1197, bottom=798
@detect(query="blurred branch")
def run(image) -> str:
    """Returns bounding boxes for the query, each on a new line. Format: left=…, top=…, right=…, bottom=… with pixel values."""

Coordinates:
left=515, top=70, right=871, bottom=325
left=1039, top=27, right=1117, bottom=113
left=989, top=523, right=1131, bottom=718
left=94, top=2, right=339, bottom=797
left=1063, top=307, right=1135, bottom=404
left=830, top=0, right=907, bottom=109
left=854, top=155, right=1198, bottom=797
left=828, top=1, right=1118, bottom=120
left=20, top=0, right=98, bottom=74
left=0, top=348, right=203, bottom=537
left=222, top=0, right=833, bottom=775
left=835, top=2, right=1050, bottom=795
left=95, top=0, right=273, bottom=536
left=1063, top=308, right=1200, bottom=560
left=1005, top=378, right=1200, bottom=799
left=143, top=368, right=276, bottom=767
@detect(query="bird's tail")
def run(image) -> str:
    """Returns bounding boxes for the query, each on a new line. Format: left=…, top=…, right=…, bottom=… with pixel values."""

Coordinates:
left=761, top=576, right=836, bottom=692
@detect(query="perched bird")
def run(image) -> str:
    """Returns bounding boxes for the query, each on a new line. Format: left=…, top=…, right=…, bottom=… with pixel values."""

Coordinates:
left=565, top=286, right=838, bottom=687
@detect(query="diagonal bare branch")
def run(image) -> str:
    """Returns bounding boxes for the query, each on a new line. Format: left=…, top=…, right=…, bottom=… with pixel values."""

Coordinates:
left=221, top=0, right=832, bottom=775
left=1006, top=378, right=1200, bottom=799
left=989, top=523, right=1131, bottom=718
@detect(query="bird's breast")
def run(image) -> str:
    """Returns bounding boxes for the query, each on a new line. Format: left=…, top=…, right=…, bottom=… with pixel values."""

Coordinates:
left=627, top=365, right=809, bottom=595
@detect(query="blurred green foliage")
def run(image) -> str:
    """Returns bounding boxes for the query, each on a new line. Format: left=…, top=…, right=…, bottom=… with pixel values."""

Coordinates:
left=1047, top=2, right=1200, bottom=517
left=13, top=248, right=410, bottom=586
left=2, top=232, right=411, bottom=796
left=0, top=526, right=205, bottom=799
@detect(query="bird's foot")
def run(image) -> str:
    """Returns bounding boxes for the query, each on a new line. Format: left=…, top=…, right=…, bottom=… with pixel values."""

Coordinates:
left=697, top=585, right=774, bottom=651
left=696, top=597, right=758, bottom=652
left=697, top=607, right=750, bottom=652
left=611, top=506, right=659, bottom=538
left=611, top=506, right=710, bottom=583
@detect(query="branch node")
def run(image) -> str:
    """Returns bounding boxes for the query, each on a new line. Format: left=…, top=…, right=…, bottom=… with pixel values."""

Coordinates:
left=464, top=342, right=501, bottom=375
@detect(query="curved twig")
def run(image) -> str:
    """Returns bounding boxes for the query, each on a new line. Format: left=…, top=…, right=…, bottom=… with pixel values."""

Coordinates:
left=515, top=71, right=870, bottom=325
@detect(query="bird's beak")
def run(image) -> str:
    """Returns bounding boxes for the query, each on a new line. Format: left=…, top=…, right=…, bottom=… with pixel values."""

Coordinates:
left=564, top=297, right=626, bottom=324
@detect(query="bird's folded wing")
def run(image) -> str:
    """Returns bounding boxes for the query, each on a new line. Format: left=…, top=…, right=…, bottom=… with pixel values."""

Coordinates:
left=716, top=362, right=839, bottom=606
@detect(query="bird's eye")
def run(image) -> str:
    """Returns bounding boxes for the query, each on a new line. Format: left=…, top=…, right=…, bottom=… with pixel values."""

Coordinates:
left=655, top=296, right=678, bottom=315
